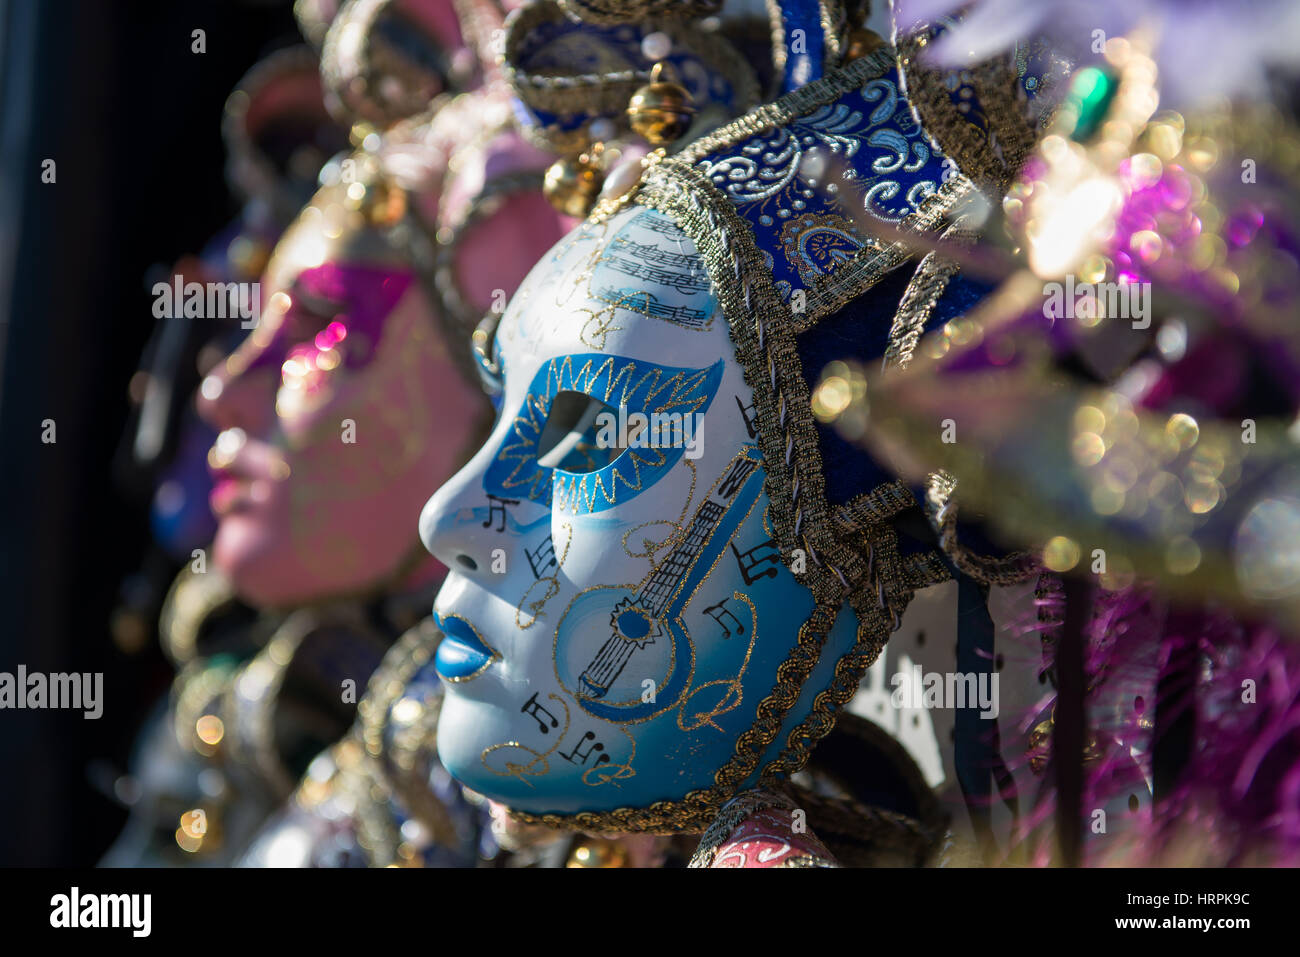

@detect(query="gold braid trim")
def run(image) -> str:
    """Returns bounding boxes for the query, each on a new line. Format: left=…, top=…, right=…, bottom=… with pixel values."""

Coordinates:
left=636, top=164, right=852, bottom=605
left=556, top=0, right=723, bottom=24
left=883, top=244, right=966, bottom=370
left=159, top=564, right=239, bottom=668
left=832, top=482, right=916, bottom=533
left=356, top=618, right=462, bottom=848
left=926, top=469, right=1040, bottom=586
left=894, top=25, right=1037, bottom=195
left=905, top=549, right=953, bottom=590
left=764, top=610, right=887, bottom=780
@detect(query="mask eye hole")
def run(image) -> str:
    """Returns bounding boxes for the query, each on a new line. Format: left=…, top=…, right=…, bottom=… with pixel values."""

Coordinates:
left=537, top=390, right=622, bottom=473
left=286, top=281, right=347, bottom=341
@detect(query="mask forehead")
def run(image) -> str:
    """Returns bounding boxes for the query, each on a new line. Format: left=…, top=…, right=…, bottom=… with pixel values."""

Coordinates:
left=498, top=207, right=722, bottom=373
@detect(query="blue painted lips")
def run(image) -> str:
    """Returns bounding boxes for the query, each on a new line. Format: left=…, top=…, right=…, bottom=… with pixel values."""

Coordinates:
left=434, top=613, right=496, bottom=680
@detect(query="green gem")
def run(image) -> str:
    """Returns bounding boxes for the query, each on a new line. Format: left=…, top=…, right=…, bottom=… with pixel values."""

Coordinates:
left=1068, top=67, right=1116, bottom=142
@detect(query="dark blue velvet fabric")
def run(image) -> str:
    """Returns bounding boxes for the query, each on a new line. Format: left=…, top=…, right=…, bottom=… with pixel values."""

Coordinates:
left=795, top=268, right=994, bottom=506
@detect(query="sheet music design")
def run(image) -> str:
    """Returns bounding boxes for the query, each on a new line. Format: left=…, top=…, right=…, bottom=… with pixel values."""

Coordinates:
left=589, top=208, right=718, bottom=331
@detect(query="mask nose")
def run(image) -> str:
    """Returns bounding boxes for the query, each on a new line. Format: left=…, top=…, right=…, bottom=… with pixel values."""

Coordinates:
left=419, top=444, right=546, bottom=581
left=195, top=345, right=279, bottom=437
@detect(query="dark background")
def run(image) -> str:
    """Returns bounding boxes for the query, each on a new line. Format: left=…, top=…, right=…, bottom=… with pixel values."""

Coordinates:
left=0, top=0, right=302, bottom=866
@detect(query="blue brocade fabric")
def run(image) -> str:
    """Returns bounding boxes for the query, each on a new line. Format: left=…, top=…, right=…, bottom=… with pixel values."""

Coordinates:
left=692, top=65, right=954, bottom=305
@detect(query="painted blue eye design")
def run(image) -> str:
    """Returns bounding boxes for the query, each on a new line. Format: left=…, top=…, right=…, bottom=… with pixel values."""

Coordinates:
left=483, top=353, right=724, bottom=514
left=534, top=390, right=620, bottom=474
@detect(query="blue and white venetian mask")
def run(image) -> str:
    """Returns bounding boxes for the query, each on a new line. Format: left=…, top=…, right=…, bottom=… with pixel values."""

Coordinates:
left=417, top=24, right=1054, bottom=826
left=418, top=205, right=862, bottom=819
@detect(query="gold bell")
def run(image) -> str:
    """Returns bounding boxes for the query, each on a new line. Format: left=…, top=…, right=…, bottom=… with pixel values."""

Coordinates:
left=357, top=179, right=408, bottom=227
left=339, top=152, right=408, bottom=226
left=844, top=27, right=886, bottom=62
left=543, top=144, right=605, bottom=218
left=627, top=62, right=695, bottom=147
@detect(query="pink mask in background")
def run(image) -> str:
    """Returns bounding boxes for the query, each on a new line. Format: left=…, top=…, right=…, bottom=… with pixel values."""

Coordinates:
left=198, top=0, right=575, bottom=610
left=197, top=89, right=574, bottom=609
left=197, top=181, right=489, bottom=608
